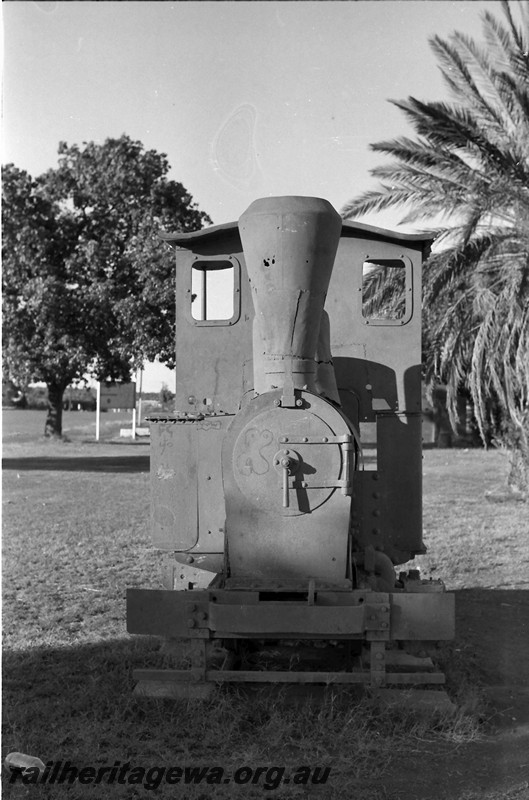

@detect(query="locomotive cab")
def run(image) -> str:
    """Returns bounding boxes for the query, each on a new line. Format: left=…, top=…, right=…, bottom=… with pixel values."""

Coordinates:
left=127, top=196, right=454, bottom=697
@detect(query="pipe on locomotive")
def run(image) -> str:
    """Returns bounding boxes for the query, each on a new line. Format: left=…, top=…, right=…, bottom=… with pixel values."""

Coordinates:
left=238, top=196, right=342, bottom=403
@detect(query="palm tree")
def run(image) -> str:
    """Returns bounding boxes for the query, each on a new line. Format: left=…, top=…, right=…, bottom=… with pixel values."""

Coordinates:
left=342, top=0, right=529, bottom=495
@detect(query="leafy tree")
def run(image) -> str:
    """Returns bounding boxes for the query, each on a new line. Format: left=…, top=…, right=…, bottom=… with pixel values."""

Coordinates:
left=2, top=136, right=211, bottom=437
left=342, top=1, right=529, bottom=495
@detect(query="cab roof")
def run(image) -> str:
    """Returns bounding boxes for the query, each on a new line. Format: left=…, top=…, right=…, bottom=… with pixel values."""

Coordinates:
left=161, top=219, right=434, bottom=252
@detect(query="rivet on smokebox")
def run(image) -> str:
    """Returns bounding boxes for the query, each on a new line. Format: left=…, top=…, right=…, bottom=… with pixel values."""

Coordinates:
left=186, top=556, right=195, bottom=564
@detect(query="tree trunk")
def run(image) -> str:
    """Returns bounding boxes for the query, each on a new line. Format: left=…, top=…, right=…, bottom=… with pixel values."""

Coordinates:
left=432, top=387, right=453, bottom=448
left=507, top=445, right=529, bottom=497
left=45, top=380, right=66, bottom=438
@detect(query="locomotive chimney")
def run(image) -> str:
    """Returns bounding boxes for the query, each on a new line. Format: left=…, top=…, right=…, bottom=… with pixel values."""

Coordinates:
left=238, top=196, right=342, bottom=395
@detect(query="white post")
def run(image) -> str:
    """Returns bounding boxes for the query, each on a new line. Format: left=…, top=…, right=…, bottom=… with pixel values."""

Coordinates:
left=137, top=368, right=143, bottom=425
left=200, top=268, right=207, bottom=320
left=132, top=407, right=137, bottom=439
left=95, top=383, right=101, bottom=442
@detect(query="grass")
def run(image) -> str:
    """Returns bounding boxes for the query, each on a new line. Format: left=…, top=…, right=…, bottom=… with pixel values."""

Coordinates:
left=416, top=448, right=529, bottom=590
left=2, top=419, right=528, bottom=799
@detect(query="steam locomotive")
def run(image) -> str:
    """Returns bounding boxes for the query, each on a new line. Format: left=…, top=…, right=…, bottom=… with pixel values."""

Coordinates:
left=127, top=196, right=454, bottom=698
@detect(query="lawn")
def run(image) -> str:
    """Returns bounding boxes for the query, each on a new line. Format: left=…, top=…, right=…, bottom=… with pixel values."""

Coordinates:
left=2, top=414, right=528, bottom=799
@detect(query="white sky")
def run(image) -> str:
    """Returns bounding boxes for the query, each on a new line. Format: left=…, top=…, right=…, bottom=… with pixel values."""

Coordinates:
left=2, top=0, right=500, bottom=391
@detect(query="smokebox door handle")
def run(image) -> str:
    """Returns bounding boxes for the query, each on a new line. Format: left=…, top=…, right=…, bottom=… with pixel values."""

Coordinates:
left=282, top=459, right=290, bottom=508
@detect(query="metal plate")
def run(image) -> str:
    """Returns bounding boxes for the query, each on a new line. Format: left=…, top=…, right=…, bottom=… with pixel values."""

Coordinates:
left=390, top=593, right=455, bottom=640
left=150, top=422, right=198, bottom=550
left=210, top=603, right=366, bottom=635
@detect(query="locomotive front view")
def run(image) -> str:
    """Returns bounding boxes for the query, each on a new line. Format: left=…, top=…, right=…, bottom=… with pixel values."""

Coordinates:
left=127, top=196, right=454, bottom=697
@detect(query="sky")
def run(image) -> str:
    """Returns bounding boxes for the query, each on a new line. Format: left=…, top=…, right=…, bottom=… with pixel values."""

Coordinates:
left=2, top=0, right=500, bottom=391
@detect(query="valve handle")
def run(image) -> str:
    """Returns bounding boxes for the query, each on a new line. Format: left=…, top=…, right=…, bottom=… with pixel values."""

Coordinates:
left=274, top=449, right=298, bottom=510
left=281, top=458, right=290, bottom=508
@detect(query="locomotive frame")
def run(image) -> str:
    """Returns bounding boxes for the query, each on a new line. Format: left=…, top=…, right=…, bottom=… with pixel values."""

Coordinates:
left=127, top=196, right=454, bottom=698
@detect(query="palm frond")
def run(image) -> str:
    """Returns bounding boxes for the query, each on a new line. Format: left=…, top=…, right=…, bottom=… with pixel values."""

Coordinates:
left=499, top=0, right=529, bottom=59
left=429, top=34, right=507, bottom=131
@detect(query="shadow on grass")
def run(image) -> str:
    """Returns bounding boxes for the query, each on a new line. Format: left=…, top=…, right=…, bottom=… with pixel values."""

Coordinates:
left=2, top=455, right=150, bottom=473
left=454, top=588, right=529, bottom=687
left=2, top=638, right=180, bottom=787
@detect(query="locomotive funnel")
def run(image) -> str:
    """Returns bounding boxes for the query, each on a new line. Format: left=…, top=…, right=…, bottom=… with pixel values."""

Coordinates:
left=239, top=196, right=342, bottom=394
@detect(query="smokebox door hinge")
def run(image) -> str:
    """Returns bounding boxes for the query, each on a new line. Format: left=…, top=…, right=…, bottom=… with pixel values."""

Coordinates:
left=280, top=357, right=298, bottom=408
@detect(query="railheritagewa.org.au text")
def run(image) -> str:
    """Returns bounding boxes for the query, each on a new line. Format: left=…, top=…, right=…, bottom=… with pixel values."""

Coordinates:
left=9, top=761, right=331, bottom=791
